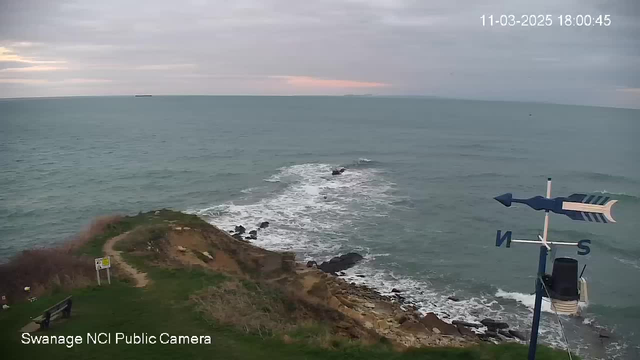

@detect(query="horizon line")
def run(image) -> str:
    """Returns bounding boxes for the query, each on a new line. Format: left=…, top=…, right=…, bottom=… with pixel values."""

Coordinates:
left=0, top=94, right=637, bottom=111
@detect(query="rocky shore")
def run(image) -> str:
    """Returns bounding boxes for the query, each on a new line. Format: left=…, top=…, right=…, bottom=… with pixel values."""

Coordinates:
left=215, top=221, right=528, bottom=348
left=298, top=260, right=528, bottom=347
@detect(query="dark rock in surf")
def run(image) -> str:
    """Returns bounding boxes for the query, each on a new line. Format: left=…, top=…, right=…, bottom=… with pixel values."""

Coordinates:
left=248, top=230, right=258, bottom=239
left=452, top=320, right=482, bottom=328
left=447, top=296, right=460, bottom=302
left=509, top=329, right=527, bottom=341
left=356, top=274, right=366, bottom=278
left=481, top=318, right=509, bottom=330
left=331, top=167, right=346, bottom=176
left=306, top=261, right=317, bottom=268
left=391, top=288, right=402, bottom=293
left=259, top=221, right=270, bottom=229
left=234, top=225, right=246, bottom=234
left=456, top=324, right=476, bottom=337
left=498, top=329, right=513, bottom=338
left=484, top=330, right=500, bottom=339
left=393, top=294, right=406, bottom=303
left=317, top=252, right=363, bottom=274
left=232, top=233, right=244, bottom=241
left=599, top=330, right=613, bottom=339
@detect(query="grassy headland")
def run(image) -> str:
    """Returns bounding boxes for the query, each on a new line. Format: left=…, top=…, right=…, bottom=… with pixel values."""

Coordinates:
left=0, top=210, right=577, bottom=359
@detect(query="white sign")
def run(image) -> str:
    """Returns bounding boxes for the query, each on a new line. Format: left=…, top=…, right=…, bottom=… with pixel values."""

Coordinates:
left=95, top=257, right=111, bottom=270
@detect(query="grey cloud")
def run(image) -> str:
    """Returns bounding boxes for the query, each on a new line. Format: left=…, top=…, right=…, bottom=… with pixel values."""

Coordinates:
left=0, top=0, right=638, bottom=108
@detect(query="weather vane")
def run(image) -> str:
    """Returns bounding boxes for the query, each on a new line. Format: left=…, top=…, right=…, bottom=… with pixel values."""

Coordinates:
left=494, top=178, right=618, bottom=360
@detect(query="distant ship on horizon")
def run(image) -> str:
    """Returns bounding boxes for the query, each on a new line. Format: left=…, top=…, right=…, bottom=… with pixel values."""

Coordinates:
left=134, top=94, right=152, bottom=97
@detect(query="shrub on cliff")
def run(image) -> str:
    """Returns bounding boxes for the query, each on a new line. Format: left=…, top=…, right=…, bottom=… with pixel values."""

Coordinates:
left=0, top=215, right=123, bottom=304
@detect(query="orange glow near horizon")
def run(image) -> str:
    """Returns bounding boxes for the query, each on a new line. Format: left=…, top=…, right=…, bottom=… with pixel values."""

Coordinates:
left=0, top=47, right=66, bottom=64
left=280, top=76, right=389, bottom=89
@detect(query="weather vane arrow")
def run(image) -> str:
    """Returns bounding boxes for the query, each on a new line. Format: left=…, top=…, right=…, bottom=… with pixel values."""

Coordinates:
left=493, top=178, right=620, bottom=360
left=494, top=192, right=617, bottom=223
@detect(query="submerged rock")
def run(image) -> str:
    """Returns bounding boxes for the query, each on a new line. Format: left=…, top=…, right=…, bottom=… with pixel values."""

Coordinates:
left=447, top=296, right=460, bottom=302
left=259, top=221, right=270, bottom=229
left=317, top=252, right=364, bottom=274
left=248, top=230, right=258, bottom=239
left=234, top=225, right=246, bottom=234
left=599, top=330, right=612, bottom=339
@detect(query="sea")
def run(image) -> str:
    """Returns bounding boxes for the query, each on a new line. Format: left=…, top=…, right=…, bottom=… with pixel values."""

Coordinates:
left=1, top=96, right=638, bottom=359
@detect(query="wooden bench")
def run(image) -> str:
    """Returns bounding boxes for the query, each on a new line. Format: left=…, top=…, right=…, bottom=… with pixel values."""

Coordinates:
left=33, top=296, right=72, bottom=330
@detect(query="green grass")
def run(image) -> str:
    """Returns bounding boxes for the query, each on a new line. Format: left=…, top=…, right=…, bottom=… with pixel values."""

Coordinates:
left=76, top=209, right=209, bottom=258
left=0, top=210, right=578, bottom=359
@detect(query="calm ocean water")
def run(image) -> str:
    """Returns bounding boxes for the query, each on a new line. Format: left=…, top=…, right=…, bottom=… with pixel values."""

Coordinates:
left=1, top=96, right=639, bottom=359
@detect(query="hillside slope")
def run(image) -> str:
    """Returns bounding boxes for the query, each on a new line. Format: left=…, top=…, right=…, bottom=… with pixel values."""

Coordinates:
left=0, top=210, right=577, bottom=360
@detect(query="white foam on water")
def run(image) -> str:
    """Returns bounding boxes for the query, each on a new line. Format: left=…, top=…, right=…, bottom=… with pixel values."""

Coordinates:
left=495, top=289, right=554, bottom=314
left=190, top=163, right=395, bottom=255
left=338, top=261, right=572, bottom=351
left=596, top=190, right=628, bottom=196
left=614, top=257, right=640, bottom=270
left=187, top=162, right=599, bottom=358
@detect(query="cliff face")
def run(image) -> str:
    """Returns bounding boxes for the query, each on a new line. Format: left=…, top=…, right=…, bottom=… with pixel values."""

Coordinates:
left=113, top=210, right=475, bottom=349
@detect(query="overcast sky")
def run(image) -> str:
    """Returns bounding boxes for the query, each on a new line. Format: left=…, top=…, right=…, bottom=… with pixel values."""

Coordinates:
left=0, top=0, right=638, bottom=108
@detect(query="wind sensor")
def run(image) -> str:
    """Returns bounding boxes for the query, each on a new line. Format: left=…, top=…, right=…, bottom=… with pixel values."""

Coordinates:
left=494, top=178, right=617, bottom=360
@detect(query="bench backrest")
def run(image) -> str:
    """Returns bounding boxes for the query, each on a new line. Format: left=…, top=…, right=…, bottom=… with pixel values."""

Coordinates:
left=44, top=296, right=72, bottom=314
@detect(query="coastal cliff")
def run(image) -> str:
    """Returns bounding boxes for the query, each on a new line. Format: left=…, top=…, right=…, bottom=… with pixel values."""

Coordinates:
left=0, top=210, right=576, bottom=360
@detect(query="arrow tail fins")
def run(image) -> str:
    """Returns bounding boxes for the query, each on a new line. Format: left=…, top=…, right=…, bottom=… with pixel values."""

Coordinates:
left=602, top=200, right=617, bottom=223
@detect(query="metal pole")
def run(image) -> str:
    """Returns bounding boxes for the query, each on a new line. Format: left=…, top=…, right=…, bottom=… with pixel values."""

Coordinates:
left=107, top=268, right=111, bottom=285
left=528, top=245, right=548, bottom=360
left=96, top=269, right=101, bottom=286
left=528, top=178, right=552, bottom=360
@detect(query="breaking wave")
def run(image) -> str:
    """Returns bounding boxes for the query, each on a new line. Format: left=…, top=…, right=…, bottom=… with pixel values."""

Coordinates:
left=189, top=162, right=395, bottom=255
left=187, top=161, right=625, bottom=359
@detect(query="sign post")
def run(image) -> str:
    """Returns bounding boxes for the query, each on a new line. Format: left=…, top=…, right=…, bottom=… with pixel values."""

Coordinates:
left=494, top=178, right=617, bottom=360
left=94, top=256, right=111, bottom=285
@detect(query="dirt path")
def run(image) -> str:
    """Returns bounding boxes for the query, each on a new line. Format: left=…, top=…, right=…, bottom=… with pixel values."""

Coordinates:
left=103, top=232, right=150, bottom=287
